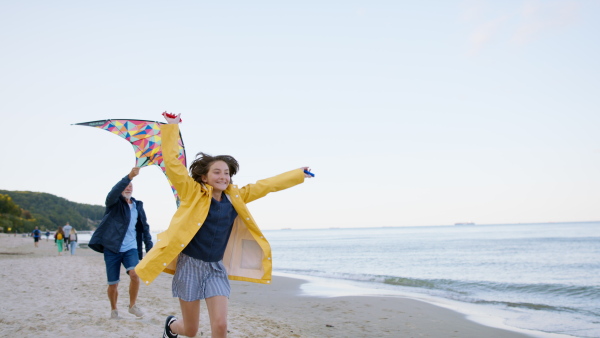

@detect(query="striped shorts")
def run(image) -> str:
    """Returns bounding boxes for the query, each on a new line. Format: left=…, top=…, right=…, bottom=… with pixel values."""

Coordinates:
left=172, top=253, right=231, bottom=301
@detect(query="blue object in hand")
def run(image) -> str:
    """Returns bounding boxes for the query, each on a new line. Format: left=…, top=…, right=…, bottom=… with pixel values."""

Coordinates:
left=304, top=169, right=315, bottom=177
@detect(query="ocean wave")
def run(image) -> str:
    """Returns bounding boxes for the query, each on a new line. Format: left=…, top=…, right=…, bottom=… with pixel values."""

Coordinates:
left=276, top=268, right=600, bottom=313
left=384, top=277, right=600, bottom=300
left=475, top=300, right=574, bottom=311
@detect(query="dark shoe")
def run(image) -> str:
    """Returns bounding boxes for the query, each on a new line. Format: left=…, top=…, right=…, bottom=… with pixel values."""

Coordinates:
left=163, top=316, right=178, bottom=338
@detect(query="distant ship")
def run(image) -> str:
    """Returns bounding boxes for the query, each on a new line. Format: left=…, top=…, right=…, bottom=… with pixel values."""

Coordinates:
left=454, top=222, right=476, bottom=226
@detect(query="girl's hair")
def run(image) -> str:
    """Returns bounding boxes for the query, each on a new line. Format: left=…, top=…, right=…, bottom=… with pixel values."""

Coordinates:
left=57, top=226, right=64, bottom=235
left=189, top=152, right=239, bottom=184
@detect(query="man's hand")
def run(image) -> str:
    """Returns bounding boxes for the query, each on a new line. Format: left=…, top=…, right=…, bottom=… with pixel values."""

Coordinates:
left=128, top=167, right=140, bottom=180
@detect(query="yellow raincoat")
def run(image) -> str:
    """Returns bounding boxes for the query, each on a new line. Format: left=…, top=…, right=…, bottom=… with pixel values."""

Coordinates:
left=135, top=124, right=305, bottom=285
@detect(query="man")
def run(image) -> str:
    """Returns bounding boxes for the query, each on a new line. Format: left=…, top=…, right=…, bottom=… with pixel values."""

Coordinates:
left=89, top=167, right=153, bottom=319
left=63, top=222, right=72, bottom=247
left=32, top=226, right=41, bottom=247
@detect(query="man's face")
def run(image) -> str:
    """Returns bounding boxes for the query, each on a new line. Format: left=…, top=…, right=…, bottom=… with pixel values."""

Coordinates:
left=122, top=182, right=133, bottom=199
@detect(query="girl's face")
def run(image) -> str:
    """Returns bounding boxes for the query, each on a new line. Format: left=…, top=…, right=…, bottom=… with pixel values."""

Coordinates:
left=202, top=160, right=230, bottom=193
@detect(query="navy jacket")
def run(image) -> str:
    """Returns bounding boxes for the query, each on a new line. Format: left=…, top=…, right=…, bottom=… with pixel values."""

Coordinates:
left=89, top=175, right=153, bottom=256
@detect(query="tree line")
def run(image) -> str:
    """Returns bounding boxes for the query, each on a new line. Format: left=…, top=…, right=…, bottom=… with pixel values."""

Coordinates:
left=0, top=190, right=105, bottom=234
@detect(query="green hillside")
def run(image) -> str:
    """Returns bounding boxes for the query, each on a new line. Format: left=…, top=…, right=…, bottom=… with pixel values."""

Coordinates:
left=0, top=190, right=105, bottom=233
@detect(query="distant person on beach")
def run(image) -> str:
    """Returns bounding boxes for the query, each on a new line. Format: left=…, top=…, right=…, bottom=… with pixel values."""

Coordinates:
left=135, top=112, right=313, bottom=338
left=45, top=230, right=50, bottom=241
left=32, top=226, right=41, bottom=247
left=88, top=167, right=154, bottom=319
left=63, top=222, right=72, bottom=248
left=69, top=228, right=78, bottom=255
left=54, top=226, right=65, bottom=255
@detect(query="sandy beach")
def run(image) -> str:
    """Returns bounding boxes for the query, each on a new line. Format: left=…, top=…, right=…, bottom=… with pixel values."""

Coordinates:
left=0, top=234, right=534, bottom=337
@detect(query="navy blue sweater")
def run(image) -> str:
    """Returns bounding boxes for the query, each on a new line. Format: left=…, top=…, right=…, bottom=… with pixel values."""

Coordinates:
left=89, top=175, right=153, bottom=256
left=182, top=196, right=237, bottom=262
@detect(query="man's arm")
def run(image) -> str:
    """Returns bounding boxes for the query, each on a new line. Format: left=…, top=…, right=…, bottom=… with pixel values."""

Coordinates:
left=143, top=230, right=153, bottom=253
left=139, top=203, right=153, bottom=253
left=105, top=168, right=139, bottom=206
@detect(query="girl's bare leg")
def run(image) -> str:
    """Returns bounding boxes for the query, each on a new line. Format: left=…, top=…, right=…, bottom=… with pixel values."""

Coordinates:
left=206, top=295, right=228, bottom=338
left=171, top=299, right=200, bottom=337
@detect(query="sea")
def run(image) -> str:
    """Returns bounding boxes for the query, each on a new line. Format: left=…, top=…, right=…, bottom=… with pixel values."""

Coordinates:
left=264, top=222, right=600, bottom=338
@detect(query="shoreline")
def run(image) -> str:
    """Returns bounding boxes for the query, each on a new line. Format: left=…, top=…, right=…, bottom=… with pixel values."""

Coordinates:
left=269, top=273, right=576, bottom=338
left=230, top=276, right=537, bottom=338
left=1, top=234, right=546, bottom=337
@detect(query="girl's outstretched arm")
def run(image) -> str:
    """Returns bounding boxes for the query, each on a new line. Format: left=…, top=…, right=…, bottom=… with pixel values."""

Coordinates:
left=238, top=168, right=308, bottom=204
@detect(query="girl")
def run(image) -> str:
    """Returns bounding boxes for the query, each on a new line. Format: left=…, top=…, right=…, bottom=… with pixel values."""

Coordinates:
left=135, top=113, right=312, bottom=338
left=54, top=226, right=65, bottom=256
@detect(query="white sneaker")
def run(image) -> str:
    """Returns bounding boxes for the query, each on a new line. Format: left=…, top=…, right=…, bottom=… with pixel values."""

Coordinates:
left=110, top=309, right=120, bottom=319
left=129, top=304, right=145, bottom=318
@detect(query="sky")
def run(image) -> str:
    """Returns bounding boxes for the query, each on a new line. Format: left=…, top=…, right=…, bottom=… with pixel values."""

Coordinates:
left=1, top=0, right=599, bottom=231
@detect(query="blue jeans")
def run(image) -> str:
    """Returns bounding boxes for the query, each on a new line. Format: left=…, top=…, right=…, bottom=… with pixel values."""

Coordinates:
left=70, top=241, right=77, bottom=255
left=104, top=248, right=139, bottom=285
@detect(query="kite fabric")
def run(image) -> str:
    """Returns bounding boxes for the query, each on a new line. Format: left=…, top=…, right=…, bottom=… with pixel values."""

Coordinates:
left=74, top=119, right=186, bottom=207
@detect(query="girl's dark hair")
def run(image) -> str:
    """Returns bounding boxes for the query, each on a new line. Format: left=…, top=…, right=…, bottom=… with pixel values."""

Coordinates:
left=189, top=152, right=239, bottom=184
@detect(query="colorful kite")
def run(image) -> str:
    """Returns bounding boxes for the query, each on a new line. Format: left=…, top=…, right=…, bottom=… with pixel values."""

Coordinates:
left=73, top=119, right=186, bottom=207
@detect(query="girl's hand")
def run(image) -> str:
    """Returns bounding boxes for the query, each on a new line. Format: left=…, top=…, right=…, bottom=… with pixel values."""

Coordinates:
left=162, top=111, right=182, bottom=124
left=302, top=167, right=314, bottom=178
